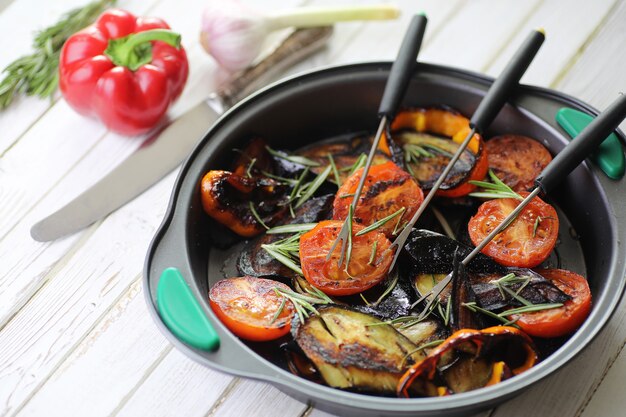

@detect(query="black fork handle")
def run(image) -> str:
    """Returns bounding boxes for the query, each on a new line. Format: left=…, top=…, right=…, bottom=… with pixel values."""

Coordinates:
left=470, top=29, right=545, bottom=132
left=377, top=14, right=428, bottom=118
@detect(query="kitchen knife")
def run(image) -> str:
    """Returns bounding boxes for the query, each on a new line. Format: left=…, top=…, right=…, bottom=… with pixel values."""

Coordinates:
left=30, top=27, right=333, bottom=242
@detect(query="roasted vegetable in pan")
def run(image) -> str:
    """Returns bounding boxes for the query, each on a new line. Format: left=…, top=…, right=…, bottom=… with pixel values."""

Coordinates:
left=468, top=191, right=559, bottom=267
left=397, top=326, right=538, bottom=397
left=333, top=161, right=423, bottom=237
left=237, top=195, right=334, bottom=279
left=209, top=276, right=295, bottom=341
left=201, top=170, right=288, bottom=237
left=292, top=305, right=433, bottom=393
left=299, top=220, right=393, bottom=296
left=485, top=135, right=552, bottom=192
left=385, top=108, right=488, bottom=197
left=511, top=269, right=591, bottom=338
left=202, top=119, right=593, bottom=399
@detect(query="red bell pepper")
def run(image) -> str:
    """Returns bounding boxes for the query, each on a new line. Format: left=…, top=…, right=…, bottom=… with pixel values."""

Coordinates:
left=59, top=9, right=189, bottom=136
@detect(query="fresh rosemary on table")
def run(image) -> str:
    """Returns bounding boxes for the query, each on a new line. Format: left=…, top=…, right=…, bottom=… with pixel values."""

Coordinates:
left=469, top=170, right=523, bottom=200
left=0, top=0, right=116, bottom=109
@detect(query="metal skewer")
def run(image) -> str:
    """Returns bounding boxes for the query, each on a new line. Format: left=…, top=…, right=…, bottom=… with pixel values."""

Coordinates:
left=415, top=92, right=626, bottom=319
left=327, top=14, right=428, bottom=266
left=388, top=28, right=546, bottom=269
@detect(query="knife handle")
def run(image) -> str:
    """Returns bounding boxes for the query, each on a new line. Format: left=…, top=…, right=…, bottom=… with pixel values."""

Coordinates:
left=217, top=26, right=334, bottom=109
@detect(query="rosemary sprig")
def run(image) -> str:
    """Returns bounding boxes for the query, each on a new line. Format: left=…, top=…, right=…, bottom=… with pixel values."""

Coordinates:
left=273, top=286, right=332, bottom=323
left=463, top=302, right=517, bottom=326
left=469, top=170, right=523, bottom=200
left=327, top=154, right=341, bottom=186
left=266, top=223, right=316, bottom=234
left=500, top=303, right=563, bottom=316
left=266, top=146, right=320, bottom=167
left=269, top=297, right=287, bottom=325
left=401, top=339, right=445, bottom=366
left=533, top=216, right=542, bottom=237
left=355, top=207, right=406, bottom=236
left=246, top=158, right=257, bottom=178
left=294, top=165, right=331, bottom=208
left=0, top=0, right=116, bottom=109
left=368, top=241, right=378, bottom=265
left=261, top=233, right=303, bottom=275
left=339, top=193, right=355, bottom=199
left=343, top=154, right=367, bottom=175
left=249, top=202, right=269, bottom=230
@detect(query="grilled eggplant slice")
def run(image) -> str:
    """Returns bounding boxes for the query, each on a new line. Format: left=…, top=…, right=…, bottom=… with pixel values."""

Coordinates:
left=293, top=306, right=428, bottom=393
left=404, top=229, right=506, bottom=275
left=298, top=133, right=392, bottom=183
left=387, top=108, right=488, bottom=197
left=394, top=319, right=448, bottom=348
left=237, top=195, right=334, bottom=279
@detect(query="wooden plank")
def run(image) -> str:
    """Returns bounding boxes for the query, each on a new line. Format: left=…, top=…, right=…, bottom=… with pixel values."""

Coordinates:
left=14, top=280, right=175, bottom=417
left=207, top=380, right=307, bottom=417
left=114, top=349, right=234, bottom=417
left=485, top=0, right=618, bottom=87
left=580, top=337, right=626, bottom=417
left=421, top=0, right=542, bottom=73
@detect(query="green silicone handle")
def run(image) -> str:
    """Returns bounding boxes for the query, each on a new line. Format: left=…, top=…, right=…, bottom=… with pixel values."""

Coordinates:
left=156, top=267, right=220, bottom=351
left=556, top=107, right=625, bottom=180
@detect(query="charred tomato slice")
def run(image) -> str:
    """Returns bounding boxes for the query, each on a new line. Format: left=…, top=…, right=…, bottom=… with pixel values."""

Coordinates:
left=209, top=276, right=295, bottom=341
left=485, top=135, right=553, bottom=192
left=299, top=220, right=393, bottom=296
left=468, top=192, right=559, bottom=268
left=332, top=161, right=423, bottom=237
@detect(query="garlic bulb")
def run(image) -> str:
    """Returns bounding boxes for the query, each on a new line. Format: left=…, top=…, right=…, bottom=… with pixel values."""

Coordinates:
left=200, top=0, right=400, bottom=72
left=200, top=0, right=269, bottom=72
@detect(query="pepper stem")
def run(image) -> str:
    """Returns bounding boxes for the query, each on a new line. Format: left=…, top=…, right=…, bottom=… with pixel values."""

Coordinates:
left=105, top=29, right=181, bottom=71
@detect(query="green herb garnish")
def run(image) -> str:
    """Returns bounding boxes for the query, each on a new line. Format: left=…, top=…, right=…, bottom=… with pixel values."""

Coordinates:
left=355, top=207, right=406, bottom=236
left=249, top=202, right=269, bottom=230
left=327, top=154, right=341, bottom=186
left=273, top=286, right=332, bottom=323
left=266, top=146, right=320, bottom=167
left=469, top=170, right=523, bottom=200
left=266, top=223, right=317, bottom=234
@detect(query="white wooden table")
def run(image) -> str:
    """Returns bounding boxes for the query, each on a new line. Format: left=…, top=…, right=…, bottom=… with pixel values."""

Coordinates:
left=1, top=0, right=625, bottom=416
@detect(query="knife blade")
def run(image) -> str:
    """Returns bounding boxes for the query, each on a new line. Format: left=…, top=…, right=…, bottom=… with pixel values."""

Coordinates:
left=31, top=27, right=333, bottom=242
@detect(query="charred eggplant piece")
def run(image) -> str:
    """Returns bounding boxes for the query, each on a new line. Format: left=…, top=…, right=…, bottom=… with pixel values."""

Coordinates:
left=394, top=319, right=449, bottom=349
left=472, top=268, right=571, bottom=311
left=404, top=229, right=506, bottom=275
left=352, top=273, right=415, bottom=321
left=449, top=250, right=486, bottom=331
left=201, top=170, right=288, bottom=237
left=293, top=306, right=429, bottom=394
left=387, top=108, right=488, bottom=197
left=237, top=195, right=334, bottom=279
left=397, top=326, right=538, bottom=397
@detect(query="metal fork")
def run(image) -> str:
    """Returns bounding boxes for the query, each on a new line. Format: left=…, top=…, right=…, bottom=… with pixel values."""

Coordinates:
left=415, top=92, right=626, bottom=320
left=327, top=14, right=428, bottom=267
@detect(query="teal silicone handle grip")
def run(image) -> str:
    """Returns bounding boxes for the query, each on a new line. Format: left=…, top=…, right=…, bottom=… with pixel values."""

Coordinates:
left=156, top=267, right=220, bottom=351
left=556, top=107, right=625, bottom=180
